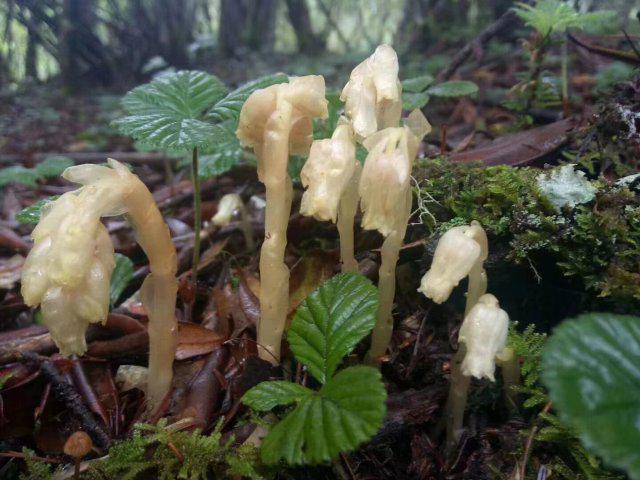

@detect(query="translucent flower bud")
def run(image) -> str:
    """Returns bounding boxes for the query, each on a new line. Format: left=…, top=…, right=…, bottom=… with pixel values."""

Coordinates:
left=300, top=123, right=357, bottom=222
left=458, top=294, right=509, bottom=381
left=212, top=193, right=244, bottom=227
left=418, top=223, right=488, bottom=304
left=341, top=44, right=402, bottom=139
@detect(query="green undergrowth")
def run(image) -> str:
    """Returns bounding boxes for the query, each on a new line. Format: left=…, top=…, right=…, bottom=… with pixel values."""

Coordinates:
left=415, top=157, right=640, bottom=308
left=500, top=325, right=623, bottom=480
left=20, top=420, right=270, bottom=480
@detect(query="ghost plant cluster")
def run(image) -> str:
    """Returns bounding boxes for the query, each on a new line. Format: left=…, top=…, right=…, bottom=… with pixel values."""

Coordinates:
left=237, top=45, right=430, bottom=363
left=419, top=221, right=512, bottom=447
left=21, top=159, right=178, bottom=412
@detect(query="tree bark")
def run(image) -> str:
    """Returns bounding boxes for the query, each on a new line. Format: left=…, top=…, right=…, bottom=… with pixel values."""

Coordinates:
left=247, top=0, right=278, bottom=52
left=219, top=0, right=247, bottom=57
left=25, top=22, right=38, bottom=80
left=285, top=0, right=325, bottom=54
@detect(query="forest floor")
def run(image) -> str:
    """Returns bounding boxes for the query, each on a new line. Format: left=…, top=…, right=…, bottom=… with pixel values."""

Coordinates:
left=1, top=32, right=639, bottom=480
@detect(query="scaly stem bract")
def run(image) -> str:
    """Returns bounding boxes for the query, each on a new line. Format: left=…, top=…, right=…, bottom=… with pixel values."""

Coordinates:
left=191, top=146, right=202, bottom=286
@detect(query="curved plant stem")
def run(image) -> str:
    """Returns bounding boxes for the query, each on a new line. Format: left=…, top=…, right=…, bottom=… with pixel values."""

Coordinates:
left=191, top=146, right=202, bottom=286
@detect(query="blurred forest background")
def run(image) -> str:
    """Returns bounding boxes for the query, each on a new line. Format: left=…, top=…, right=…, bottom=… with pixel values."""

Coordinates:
left=1, top=0, right=638, bottom=89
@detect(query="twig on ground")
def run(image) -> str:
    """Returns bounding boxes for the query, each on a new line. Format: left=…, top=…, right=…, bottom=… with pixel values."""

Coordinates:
left=21, top=352, right=111, bottom=449
left=437, top=8, right=520, bottom=82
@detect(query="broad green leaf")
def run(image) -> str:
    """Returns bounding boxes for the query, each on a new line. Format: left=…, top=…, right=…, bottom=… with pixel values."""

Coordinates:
left=243, top=381, right=313, bottom=411
left=197, top=121, right=244, bottom=178
left=427, top=80, right=478, bottom=98
left=206, top=73, right=288, bottom=122
left=35, top=156, right=74, bottom=178
left=287, top=273, right=378, bottom=384
left=0, top=166, right=40, bottom=188
left=402, top=91, right=430, bottom=111
left=16, top=196, right=59, bottom=224
left=542, top=313, right=640, bottom=480
left=402, top=74, right=435, bottom=93
left=114, top=70, right=227, bottom=152
left=260, top=366, right=386, bottom=465
left=110, top=253, right=134, bottom=306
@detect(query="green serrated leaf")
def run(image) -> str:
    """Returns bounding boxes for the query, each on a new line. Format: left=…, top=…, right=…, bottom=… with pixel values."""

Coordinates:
left=114, top=70, right=227, bottom=152
left=16, top=196, right=59, bottom=224
left=205, top=73, right=288, bottom=122
left=402, top=91, right=431, bottom=110
left=110, top=253, right=134, bottom=306
left=198, top=121, right=244, bottom=178
left=0, top=166, right=40, bottom=188
left=427, top=80, right=479, bottom=98
left=243, top=381, right=313, bottom=411
left=35, top=156, right=74, bottom=178
left=260, top=366, right=386, bottom=465
left=542, top=313, right=640, bottom=480
left=402, top=74, right=435, bottom=93
left=287, top=273, right=378, bottom=384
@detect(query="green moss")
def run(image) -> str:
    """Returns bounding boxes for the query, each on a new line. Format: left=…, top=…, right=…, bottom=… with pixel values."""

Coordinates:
left=416, top=158, right=640, bottom=306
left=88, top=419, right=269, bottom=480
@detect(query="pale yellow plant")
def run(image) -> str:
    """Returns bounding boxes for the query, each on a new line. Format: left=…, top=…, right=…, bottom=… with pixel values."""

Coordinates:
left=341, top=44, right=403, bottom=140
left=360, top=110, right=431, bottom=361
left=299, top=121, right=360, bottom=272
left=237, top=76, right=328, bottom=363
left=21, top=159, right=178, bottom=411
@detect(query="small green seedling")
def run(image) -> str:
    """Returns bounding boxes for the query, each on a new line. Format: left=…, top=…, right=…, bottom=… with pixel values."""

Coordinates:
left=401, top=74, right=478, bottom=111
left=242, top=273, right=387, bottom=465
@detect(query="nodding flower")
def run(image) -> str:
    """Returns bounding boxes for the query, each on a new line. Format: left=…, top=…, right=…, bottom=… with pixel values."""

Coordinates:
left=418, top=221, right=488, bottom=307
left=300, top=122, right=357, bottom=223
left=21, top=189, right=116, bottom=356
left=358, top=110, right=430, bottom=238
left=236, top=75, right=328, bottom=363
left=458, top=293, right=509, bottom=381
left=22, top=158, right=178, bottom=411
left=340, top=44, right=402, bottom=140
left=212, top=193, right=244, bottom=227
left=237, top=75, right=328, bottom=186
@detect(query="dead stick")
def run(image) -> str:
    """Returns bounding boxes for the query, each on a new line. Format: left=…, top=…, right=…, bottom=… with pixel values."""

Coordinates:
left=437, top=9, right=520, bottom=82
left=568, top=32, right=640, bottom=65
left=21, top=352, right=111, bottom=449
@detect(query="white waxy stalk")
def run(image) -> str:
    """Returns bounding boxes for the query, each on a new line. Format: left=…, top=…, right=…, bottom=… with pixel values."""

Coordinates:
left=446, top=293, right=509, bottom=449
left=212, top=193, right=255, bottom=251
left=418, top=220, right=488, bottom=314
left=340, top=44, right=402, bottom=141
left=237, top=76, right=328, bottom=363
left=361, top=110, right=431, bottom=361
left=22, top=159, right=178, bottom=412
left=299, top=121, right=360, bottom=272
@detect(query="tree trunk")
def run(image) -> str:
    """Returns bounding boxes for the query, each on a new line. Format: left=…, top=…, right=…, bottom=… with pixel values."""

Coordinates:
left=219, top=0, right=247, bottom=57
left=247, top=0, right=278, bottom=52
left=25, top=23, right=38, bottom=81
left=285, top=0, right=325, bottom=54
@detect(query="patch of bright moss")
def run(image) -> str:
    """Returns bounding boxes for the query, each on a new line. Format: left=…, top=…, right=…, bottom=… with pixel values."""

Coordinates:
left=415, top=158, right=640, bottom=306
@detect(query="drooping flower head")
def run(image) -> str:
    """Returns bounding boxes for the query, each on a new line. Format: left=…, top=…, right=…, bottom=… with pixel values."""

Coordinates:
left=458, top=293, right=509, bottom=381
left=341, top=44, right=402, bottom=140
left=212, top=193, right=244, bottom=227
left=358, top=110, right=431, bottom=237
left=300, top=122, right=357, bottom=222
left=418, top=221, right=488, bottom=304
left=21, top=189, right=116, bottom=356
left=237, top=75, right=328, bottom=184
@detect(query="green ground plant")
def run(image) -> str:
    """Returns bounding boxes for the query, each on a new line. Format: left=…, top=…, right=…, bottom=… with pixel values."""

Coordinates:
left=416, top=158, right=640, bottom=306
